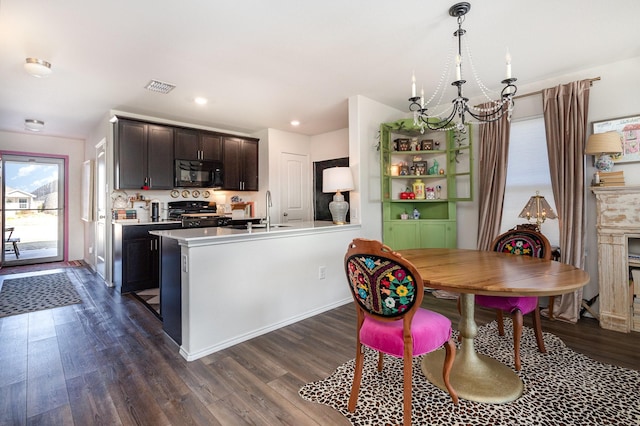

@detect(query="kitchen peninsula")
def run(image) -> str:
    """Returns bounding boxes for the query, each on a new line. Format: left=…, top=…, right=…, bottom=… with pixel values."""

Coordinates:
left=150, top=222, right=361, bottom=361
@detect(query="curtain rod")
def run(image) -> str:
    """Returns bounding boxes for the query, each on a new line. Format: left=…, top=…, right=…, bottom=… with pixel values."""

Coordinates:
left=513, top=76, right=601, bottom=101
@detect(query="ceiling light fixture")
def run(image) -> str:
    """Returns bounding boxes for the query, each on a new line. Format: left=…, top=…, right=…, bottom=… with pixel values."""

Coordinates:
left=24, top=57, right=52, bottom=78
left=408, top=2, right=517, bottom=132
left=290, top=120, right=300, bottom=126
left=194, top=97, right=208, bottom=105
left=25, top=119, right=45, bottom=132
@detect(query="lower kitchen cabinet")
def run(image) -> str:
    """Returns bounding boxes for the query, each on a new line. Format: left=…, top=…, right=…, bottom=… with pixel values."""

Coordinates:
left=112, top=222, right=181, bottom=293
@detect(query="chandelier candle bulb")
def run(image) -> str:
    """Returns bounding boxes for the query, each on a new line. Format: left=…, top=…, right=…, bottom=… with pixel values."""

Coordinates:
left=421, top=87, right=425, bottom=108
left=455, top=54, right=462, bottom=80
left=412, top=73, right=416, bottom=97
left=505, top=50, right=512, bottom=79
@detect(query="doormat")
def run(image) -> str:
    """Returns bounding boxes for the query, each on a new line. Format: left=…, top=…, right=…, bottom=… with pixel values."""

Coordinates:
left=0, top=272, right=82, bottom=318
left=299, top=320, right=640, bottom=426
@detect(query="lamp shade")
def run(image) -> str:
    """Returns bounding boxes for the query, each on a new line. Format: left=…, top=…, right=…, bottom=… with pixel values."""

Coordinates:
left=585, top=132, right=622, bottom=155
left=322, top=167, right=354, bottom=193
left=518, top=192, right=557, bottom=228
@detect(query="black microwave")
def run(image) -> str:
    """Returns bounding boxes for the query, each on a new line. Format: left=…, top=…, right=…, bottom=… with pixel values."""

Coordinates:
left=175, top=159, right=224, bottom=188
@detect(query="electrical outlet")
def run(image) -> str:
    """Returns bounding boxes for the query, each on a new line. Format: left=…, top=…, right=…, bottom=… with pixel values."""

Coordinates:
left=318, top=266, right=326, bottom=280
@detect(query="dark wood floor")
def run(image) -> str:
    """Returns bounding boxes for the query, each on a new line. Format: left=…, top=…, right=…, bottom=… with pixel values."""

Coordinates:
left=0, top=266, right=638, bottom=425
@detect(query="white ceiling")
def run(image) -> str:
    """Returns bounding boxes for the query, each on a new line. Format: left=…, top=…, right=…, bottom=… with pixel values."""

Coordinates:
left=1, top=0, right=639, bottom=140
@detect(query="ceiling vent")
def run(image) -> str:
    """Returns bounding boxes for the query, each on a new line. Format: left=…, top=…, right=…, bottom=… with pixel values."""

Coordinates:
left=144, top=79, right=176, bottom=94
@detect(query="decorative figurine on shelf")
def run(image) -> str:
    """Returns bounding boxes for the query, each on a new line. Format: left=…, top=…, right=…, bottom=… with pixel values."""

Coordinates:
left=411, top=138, right=420, bottom=151
left=426, top=187, right=435, bottom=199
left=436, top=185, right=442, bottom=199
left=428, top=159, right=439, bottom=175
left=434, top=141, right=441, bottom=149
left=401, top=211, right=409, bottom=220
left=439, top=168, right=445, bottom=175
left=413, top=208, right=420, bottom=219
left=399, top=162, right=410, bottom=176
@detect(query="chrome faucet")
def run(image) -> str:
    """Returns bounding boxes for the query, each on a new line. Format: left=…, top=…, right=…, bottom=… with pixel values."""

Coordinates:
left=265, top=190, right=272, bottom=229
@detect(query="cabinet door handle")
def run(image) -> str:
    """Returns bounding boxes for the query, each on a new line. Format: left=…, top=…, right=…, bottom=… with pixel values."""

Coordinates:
left=149, top=177, right=152, bottom=188
left=150, top=240, right=154, bottom=251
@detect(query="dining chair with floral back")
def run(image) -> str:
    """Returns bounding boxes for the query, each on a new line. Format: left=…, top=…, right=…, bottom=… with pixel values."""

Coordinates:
left=344, top=238, right=458, bottom=426
left=475, top=225, right=552, bottom=370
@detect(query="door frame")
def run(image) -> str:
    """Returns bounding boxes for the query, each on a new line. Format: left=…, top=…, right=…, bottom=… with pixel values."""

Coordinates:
left=0, top=150, right=69, bottom=265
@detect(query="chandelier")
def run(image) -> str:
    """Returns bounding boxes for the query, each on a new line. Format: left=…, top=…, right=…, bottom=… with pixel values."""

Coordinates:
left=408, top=2, right=518, bottom=132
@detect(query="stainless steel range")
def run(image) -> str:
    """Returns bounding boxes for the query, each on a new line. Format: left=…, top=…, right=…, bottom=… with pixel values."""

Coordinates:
left=168, top=201, right=229, bottom=228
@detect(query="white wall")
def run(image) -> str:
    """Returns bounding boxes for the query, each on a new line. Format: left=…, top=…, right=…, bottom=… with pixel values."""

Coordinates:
left=348, top=95, right=406, bottom=237
left=1, top=130, right=86, bottom=261
left=310, top=128, right=349, bottom=162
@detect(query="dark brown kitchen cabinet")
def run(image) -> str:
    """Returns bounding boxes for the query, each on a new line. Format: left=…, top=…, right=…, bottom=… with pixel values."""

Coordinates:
left=222, top=137, right=259, bottom=191
left=112, top=222, right=182, bottom=294
left=175, top=128, right=222, bottom=161
left=115, top=118, right=174, bottom=190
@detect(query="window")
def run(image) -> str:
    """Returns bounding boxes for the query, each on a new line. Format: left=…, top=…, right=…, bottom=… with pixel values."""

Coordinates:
left=500, top=116, right=560, bottom=246
left=19, top=198, right=28, bottom=209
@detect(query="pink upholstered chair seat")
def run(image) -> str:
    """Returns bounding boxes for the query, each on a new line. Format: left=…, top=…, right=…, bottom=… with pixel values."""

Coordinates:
left=475, top=295, right=538, bottom=315
left=360, top=309, right=453, bottom=358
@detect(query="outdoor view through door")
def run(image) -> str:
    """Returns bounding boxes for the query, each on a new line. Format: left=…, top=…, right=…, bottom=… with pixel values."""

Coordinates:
left=1, top=154, right=65, bottom=266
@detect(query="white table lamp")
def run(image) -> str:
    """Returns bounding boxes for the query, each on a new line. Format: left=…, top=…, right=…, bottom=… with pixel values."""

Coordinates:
left=323, top=167, right=354, bottom=225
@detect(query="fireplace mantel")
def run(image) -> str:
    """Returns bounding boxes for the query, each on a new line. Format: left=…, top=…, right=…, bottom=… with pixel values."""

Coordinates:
left=592, top=185, right=640, bottom=333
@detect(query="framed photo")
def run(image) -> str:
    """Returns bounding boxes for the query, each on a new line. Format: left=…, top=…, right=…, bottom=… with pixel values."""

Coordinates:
left=413, top=161, right=427, bottom=175
left=421, top=139, right=433, bottom=151
left=592, top=115, right=640, bottom=164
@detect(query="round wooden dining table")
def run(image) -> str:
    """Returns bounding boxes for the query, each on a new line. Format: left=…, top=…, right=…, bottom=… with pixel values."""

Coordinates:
left=398, top=247, right=590, bottom=404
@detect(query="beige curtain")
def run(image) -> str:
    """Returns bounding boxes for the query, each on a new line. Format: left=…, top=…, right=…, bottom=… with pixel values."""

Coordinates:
left=476, top=103, right=512, bottom=250
left=542, top=80, right=591, bottom=323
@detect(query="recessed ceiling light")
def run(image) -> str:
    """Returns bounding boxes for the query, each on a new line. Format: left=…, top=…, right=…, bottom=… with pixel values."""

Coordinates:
left=194, top=97, right=208, bottom=105
left=24, top=58, right=52, bottom=78
left=290, top=120, right=300, bottom=126
left=25, top=119, right=45, bottom=132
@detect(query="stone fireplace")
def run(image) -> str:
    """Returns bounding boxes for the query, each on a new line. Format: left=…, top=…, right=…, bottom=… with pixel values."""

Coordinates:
left=592, top=186, right=640, bottom=333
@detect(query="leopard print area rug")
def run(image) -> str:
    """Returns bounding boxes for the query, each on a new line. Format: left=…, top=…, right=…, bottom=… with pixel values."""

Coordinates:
left=299, top=320, right=640, bottom=425
left=0, top=272, right=82, bottom=318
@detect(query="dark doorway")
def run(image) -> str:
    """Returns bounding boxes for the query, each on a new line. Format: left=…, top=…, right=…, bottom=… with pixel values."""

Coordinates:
left=313, top=157, right=350, bottom=222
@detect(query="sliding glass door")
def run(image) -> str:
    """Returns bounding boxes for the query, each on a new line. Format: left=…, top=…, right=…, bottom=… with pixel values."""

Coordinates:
left=1, top=154, right=65, bottom=266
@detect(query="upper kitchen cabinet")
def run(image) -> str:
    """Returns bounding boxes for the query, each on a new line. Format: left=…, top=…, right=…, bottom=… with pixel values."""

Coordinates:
left=175, top=128, right=223, bottom=161
left=115, top=118, right=174, bottom=190
left=222, top=136, right=259, bottom=191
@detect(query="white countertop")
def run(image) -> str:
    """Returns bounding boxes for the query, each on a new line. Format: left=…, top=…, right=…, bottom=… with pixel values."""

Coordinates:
left=112, top=220, right=182, bottom=226
left=149, top=221, right=360, bottom=247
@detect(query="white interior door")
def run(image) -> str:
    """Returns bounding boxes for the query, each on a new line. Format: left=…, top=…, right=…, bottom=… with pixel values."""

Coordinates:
left=279, top=152, right=310, bottom=223
left=95, top=142, right=107, bottom=278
